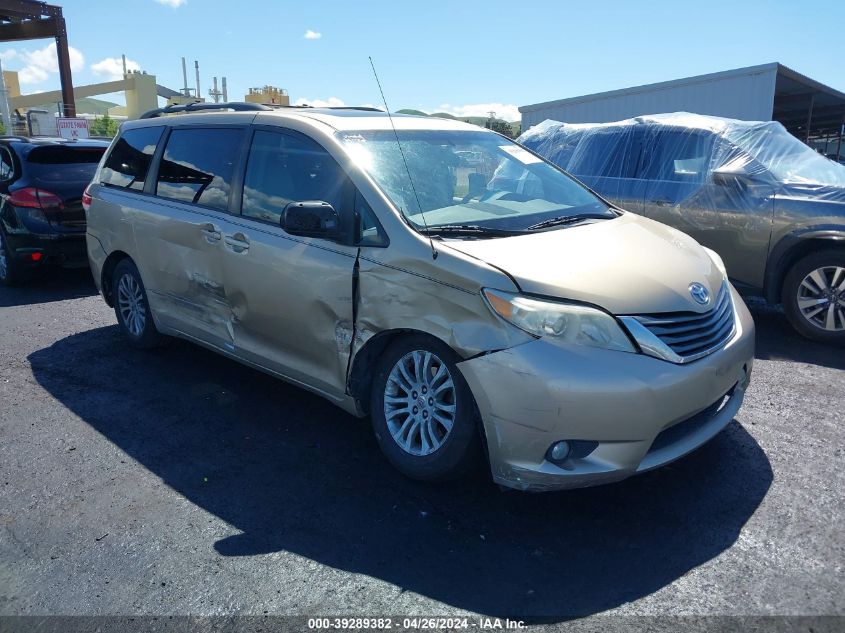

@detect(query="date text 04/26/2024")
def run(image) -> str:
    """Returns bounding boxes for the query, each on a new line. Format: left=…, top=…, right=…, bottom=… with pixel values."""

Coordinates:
left=307, top=617, right=526, bottom=630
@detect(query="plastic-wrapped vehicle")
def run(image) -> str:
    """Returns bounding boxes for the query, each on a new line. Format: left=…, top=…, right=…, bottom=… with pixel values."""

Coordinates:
left=519, top=113, right=845, bottom=343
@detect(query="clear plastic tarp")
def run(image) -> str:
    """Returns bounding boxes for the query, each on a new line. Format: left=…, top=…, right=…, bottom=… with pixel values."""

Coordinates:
left=517, top=112, right=845, bottom=225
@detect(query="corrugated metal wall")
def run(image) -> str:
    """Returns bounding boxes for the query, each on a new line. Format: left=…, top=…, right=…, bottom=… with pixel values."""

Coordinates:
left=520, top=66, right=778, bottom=131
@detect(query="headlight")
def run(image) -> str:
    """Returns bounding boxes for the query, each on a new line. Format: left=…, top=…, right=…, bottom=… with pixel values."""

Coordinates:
left=703, top=247, right=727, bottom=277
left=483, top=288, right=635, bottom=353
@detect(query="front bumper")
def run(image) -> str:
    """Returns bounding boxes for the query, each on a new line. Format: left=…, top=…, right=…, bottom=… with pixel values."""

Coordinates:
left=457, top=286, right=755, bottom=492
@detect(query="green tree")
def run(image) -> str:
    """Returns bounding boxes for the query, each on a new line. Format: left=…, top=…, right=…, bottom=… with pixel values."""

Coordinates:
left=486, top=118, right=515, bottom=139
left=89, top=112, right=119, bottom=138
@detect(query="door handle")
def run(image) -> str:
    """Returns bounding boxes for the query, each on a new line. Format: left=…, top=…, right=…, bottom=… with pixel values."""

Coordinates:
left=653, top=198, right=673, bottom=207
left=224, top=232, right=250, bottom=253
left=200, top=222, right=222, bottom=243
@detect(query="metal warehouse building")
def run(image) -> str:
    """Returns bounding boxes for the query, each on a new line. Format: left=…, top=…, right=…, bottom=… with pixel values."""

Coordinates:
left=519, top=63, right=845, bottom=160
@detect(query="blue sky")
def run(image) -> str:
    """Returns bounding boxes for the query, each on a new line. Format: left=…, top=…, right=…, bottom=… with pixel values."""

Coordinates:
left=0, top=0, right=842, bottom=121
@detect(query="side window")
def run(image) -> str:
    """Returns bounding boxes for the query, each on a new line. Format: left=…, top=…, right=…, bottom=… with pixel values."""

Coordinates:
left=355, top=191, right=388, bottom=247
left=100, top=127, right=163, bottom=190
left=156, top=128, right=243, bottom=211
left=242, top=130, right=347, bottom=224
left=569, top=130, right=642, bottom=179
left=0, top=147, right=14, bottom=180
left=639, top=131, right=714, bottom=183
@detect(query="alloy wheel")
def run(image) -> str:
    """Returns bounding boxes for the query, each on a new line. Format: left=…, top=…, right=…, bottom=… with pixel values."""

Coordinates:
left=117, top=272, right=147, bottom=337
left=383, top=350, right=457, bottom=456
left=796, top=265, right=845, bottom=332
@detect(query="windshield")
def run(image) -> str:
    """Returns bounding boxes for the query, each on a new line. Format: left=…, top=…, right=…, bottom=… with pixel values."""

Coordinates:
left=726, top=122, right=845, bottom=187
left=339, top=129, right=614, bottom=235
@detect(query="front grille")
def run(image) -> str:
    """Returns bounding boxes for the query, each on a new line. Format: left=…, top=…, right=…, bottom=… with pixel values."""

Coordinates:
left=632, top=282, right=735, bottom=363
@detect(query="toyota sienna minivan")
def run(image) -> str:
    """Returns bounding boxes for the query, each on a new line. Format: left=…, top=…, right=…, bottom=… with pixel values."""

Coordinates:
left=85, top=103, right=755, bottom=491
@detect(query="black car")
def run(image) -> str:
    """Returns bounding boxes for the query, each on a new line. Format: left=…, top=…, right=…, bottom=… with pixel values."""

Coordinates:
left=0, top=136, right=110, bottom=285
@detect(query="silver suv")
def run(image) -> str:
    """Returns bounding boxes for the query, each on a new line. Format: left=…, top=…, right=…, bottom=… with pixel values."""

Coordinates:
left=520, top=113, right=845, bottom=343
left=85, top=103, right=754, bottom=491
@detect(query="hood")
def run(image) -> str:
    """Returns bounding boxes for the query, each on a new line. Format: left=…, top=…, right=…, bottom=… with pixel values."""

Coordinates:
left=443, top=213, right=725, bottom=315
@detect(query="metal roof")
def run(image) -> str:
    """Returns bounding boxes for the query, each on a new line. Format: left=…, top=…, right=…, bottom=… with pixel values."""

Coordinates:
left=519, top=62, right=845, bottom=142
left=519, top=63, right=785, bottom=114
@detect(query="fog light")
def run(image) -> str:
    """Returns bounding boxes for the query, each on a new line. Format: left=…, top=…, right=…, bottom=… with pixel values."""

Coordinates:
left=30, top=252, right=43, bottom=262
left=548, top=440, right=571, bottom=463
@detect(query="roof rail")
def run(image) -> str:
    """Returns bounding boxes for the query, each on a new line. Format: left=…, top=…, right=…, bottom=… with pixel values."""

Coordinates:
left=139, top=101, right=272, bottom=119
left=324, top=106, right=383, bottom=112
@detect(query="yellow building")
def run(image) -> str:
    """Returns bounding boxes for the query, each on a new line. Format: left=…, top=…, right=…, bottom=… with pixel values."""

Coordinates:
left=245, top=86, right=289, bottom=106
left=5, top=69, right=161, bottom=119
left=3, top=71, right=20, bottom=99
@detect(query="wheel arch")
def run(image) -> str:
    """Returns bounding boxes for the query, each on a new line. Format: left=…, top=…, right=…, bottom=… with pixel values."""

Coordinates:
left=764, top=228, right=845, bottom=303
left=347, top=328, right=445, bottom=412
left=351, top=327, right=490, bottom=476
left=100, top=250, right=132, bottom=307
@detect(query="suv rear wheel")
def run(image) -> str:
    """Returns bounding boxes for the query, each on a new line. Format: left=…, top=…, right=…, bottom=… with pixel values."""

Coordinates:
left=0, top=229, right=20, bottom=286
left=112, top=258, right=167, bottom=349
left=783, top=250, right=845, bottom=343
left=370, top=335, right=481, bottom=482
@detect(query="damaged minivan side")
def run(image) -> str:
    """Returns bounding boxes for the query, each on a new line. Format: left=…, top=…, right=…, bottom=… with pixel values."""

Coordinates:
left=86, top=104, right=755, bottom=492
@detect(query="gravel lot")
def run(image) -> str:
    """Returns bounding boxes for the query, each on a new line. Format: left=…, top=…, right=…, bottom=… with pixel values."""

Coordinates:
left=1, top=269, right=843, bottom=627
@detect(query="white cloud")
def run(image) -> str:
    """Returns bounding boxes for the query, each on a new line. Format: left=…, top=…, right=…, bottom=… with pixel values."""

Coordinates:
left=91, top=56, right=141, bottom=80
left=436, top=102, right=521, bottom=122
left=294, top=96, right=345, bottom=108
left=155, top=0, right=187, bottom=7
left=303, top=30, right=322, bottom=40
left=5, top=42, right=85, bottom=85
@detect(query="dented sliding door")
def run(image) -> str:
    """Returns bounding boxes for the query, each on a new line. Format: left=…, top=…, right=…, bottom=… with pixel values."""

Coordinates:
left=220, top=219, right=358, bottom=400
left=130, top=195, right=237, bottom=351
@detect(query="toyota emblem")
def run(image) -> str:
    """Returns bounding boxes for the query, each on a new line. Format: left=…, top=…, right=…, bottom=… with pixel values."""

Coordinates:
left=689, top=282, right=711, bottom=306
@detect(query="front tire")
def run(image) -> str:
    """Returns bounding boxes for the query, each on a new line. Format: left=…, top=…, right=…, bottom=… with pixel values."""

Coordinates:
left=370, top=335, right=481, bottom=482
left=783, top=250, right=845, bottom=343
left=112, top=258, right=167, bottom=349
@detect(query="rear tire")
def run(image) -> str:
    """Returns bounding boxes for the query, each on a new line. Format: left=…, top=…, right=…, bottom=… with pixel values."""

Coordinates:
left=783, top=250, right=845, bottom=344
left=112, top=258, right=167, bottom=349
left=370, top=335, right=481, bottom=482
left=0, top=229, right=21, bottom=286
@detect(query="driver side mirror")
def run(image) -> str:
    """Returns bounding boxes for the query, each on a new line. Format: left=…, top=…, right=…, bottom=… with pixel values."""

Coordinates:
left=282, top=201, right=341, bottom=240
left=712, top=161, right=761, bottom=187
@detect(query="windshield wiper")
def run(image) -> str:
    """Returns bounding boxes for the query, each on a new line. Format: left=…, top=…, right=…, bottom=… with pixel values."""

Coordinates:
left=526, top=213, right=612, bottom=231
left=419, top=224, right=530, bottom=237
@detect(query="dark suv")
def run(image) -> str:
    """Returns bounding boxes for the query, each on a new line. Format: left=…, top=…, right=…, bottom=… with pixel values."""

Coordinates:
left=0, top=136, right=109, bottom=285
left=520, top=113, right=845, bottom=343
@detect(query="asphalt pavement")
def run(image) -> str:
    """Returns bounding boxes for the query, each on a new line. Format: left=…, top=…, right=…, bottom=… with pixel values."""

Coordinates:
left=0, top=269, right=842, bottom=629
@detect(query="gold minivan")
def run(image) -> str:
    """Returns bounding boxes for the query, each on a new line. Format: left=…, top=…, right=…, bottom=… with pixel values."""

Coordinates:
left=85, top=103, right=755, bottom=491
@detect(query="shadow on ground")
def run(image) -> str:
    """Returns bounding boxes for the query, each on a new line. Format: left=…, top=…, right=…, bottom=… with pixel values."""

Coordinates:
left=745, top=298, right=845, bottom=370
left=28, top=323, right=774, bottom=620
left=0, top=268, right=97, bottom=308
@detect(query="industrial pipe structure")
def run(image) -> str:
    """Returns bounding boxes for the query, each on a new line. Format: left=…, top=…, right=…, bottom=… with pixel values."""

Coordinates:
left=0, top=0, right=76, bottom=116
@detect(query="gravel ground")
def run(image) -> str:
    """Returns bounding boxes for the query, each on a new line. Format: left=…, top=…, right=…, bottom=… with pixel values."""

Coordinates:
left=0, top=269, right=842, bottom=628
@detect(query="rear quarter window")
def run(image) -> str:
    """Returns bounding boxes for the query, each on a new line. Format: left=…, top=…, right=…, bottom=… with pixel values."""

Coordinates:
left=100, top=126, right=164, bottom=191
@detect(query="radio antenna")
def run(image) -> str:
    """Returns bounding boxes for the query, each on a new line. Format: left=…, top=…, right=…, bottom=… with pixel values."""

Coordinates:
left=368, top=56, right=437, bottom=260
